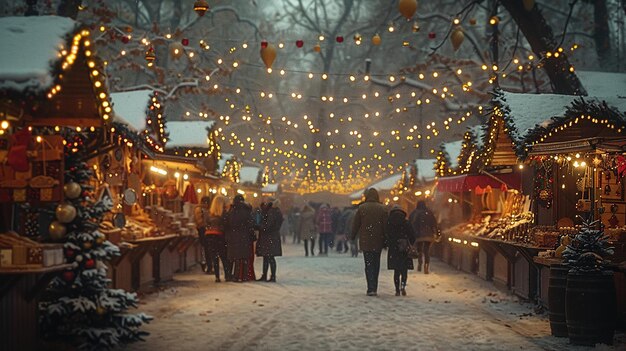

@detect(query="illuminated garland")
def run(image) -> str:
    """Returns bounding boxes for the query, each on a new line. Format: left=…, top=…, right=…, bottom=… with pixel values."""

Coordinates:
left=143, top=92, right=168, bottom=152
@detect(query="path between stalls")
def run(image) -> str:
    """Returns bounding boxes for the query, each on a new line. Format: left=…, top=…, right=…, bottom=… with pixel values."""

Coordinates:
left=124, top=243, right=622, bottom=351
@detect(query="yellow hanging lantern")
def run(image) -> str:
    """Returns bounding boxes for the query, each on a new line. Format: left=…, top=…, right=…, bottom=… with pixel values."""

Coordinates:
left=398, top=0, right=418, bottom=20
left=194, top=0, right=209, bottom=16
left=450, top=28, right=464, bottom=51
left=313, top=43, right=321, bottom=52
left=371, top=34, right=381, bottom=46
left=260, top=43, right=277, bottom=69
left=145, top=46, right=156, bottom=66
left=523, top=0, right=535, bottom=11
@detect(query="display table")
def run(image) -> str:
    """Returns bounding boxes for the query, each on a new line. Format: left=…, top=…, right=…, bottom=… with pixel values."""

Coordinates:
left=0, top=264, right=72, bottom=351
left=127, top=235, right=178, bottom=291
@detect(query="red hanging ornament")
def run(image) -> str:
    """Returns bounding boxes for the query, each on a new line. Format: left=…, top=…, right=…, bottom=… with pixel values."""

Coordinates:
left=428, top=32, right=436, bottom=39
left=261, top=41, right=268, bottom=49
left=295, top=40, right=304, bottom=48
left=62, top=270, right=75, bottom=282
left=85, top=259, right=96, bottom=269
left=336, top=36, right=344, bottom=43
left=181, top=38, right=189, bottom=46
left=121, top=36, right=130, bottom=44
left=65, top=248, right=75, bottom=259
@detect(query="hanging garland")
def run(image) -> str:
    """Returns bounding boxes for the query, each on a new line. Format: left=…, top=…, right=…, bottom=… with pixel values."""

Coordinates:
left=530, top=156, right=554, bottom=208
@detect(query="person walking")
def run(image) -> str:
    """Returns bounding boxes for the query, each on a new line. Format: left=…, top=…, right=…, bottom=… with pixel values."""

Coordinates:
left=386, top=205, right=415, bottom=296
left=315, top=203, right=333, bottom=256
left=298, top=203, right=316, bottom=256
left=409, top=200, right=439, bottom=274
left=256, top=199, right=284, bottom=282
left=204, top=195, right=231, bottom=282
left=350, top=188, right=388, bottom=296
left=194, top=196, right=212, bottom=274
left=224, top=194, right=255, bottom=282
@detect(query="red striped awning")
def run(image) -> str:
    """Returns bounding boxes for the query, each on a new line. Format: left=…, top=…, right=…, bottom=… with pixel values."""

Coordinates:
left=436, top=173, right=521, bottom=193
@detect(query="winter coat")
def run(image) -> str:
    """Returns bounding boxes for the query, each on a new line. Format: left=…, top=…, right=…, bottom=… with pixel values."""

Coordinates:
left=205, top=215, right=225, bottom=235
left=350, top=188, right=388, bottom=252
left=386, top=208, right=415, bottom=270
left=316, top=205, right=333, bottom=234
left=298, top=207, right=316, bottom=240
left=193, top=205, right=209, bottom=228
left=256, top=205, right=283, bottom=257
left=409, top=206, right=438, bottom=242
left=224, top=201, right=255, bottom=260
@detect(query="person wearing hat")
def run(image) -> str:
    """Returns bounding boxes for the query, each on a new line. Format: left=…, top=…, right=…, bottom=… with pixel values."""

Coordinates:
left=256, top=198, right=284, bottom=282
left=386, top=205, right=415, bottom=296
left=224, top=194, right=255, bottom=282
left=350, top=188, right=388, bottom=296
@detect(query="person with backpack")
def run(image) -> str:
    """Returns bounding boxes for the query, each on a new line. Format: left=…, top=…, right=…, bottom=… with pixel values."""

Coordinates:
left=409, top=200, right=439, bottom=274
left=386, top=205, right=415, bottom=295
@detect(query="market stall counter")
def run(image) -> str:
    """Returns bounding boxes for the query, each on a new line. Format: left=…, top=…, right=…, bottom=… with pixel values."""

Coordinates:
left=127, top=234, right=178, bottom=291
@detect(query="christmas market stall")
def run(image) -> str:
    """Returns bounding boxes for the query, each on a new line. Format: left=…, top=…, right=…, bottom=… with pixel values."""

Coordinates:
left=0, top=16, right=149, bottom=351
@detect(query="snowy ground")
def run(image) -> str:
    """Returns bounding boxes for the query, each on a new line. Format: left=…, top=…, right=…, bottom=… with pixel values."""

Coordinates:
left=124, top=242, right=625, bottom=351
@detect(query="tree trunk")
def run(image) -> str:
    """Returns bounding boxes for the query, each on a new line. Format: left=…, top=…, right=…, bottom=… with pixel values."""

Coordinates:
left=57, top=0, right=82, bottom=19
left=500, top=0, right=586, bottom=95
left=593, top=0, right=614, bottom=70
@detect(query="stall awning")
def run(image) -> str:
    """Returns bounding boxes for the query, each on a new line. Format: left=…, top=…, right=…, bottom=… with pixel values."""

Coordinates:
left=436, top=173, right=521, bottom=193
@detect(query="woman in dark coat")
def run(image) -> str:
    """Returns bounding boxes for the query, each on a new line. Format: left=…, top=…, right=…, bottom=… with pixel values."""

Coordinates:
left=256, top=199, right=283, bottom=282
left=224, top=194, right=255, bottom=282
left=386, top=205, right=415, bottom=296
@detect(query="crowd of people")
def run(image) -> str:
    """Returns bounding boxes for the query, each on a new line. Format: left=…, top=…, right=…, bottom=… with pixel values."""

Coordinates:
left=193, top=188, right=439, bottom=297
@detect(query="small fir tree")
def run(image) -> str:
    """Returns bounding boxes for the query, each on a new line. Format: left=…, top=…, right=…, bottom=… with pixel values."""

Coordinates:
left=39, top=130, right=151, bottom=350
left=563, top=219, right=614, bottom=273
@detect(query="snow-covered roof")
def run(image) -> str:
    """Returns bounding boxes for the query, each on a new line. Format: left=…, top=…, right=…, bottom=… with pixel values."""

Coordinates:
left=0, top=16, right=76, bottom=93
left=469, top=124, right=486, bottom=148
left=110, top=90, right=152, bottom=132
left=262, top=183, right=279, bottom=193
left=217, top=153, right=235, bottom=173
left=166, top=121, right=215, bottom=148
left=442, top=140, right=463, bottom=168
left=369, top=174, right=403, bottom=192
left=414, top=159, right=437, bottom=182
left=239, top=166, right=260, bottom=185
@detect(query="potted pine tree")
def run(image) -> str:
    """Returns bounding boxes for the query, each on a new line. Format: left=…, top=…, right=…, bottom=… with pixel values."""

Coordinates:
left=562, top=220, right=616, bottom=346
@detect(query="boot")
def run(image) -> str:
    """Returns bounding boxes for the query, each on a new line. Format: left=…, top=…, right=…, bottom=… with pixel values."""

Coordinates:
left=401, top=282, right=407, bottom=296
left=417, top=262, right=422, bottom=272
left=258, top=258, right=269, bottom=281
left=268, top=275, right=276, bottom=282
left=424, top=263, right=429, bottom=274
left=269, top=258, right=277, bottom=282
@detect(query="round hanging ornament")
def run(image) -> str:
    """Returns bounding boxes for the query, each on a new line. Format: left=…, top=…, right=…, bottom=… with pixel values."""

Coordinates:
left=371, top=34, right=381, bottom=46
left=169, top=42, right=184, bottom=59
left=85, top=259, right=95, bottom=269
left=450, top=28, right=465, bottom=51
left=83, top=241, right=93, bottom=250
left=295, top=40, right=304, bottom=48
left=55, top=203, right=77, bottom=224
left=48, top=221, right=67, bottom=240
left=62, top=270, right=75, bottom=282
left=64, top=182, right=82, bottom=199
left=523, top=0, right=535, bottom=11
left=260, top=43, right=276, bottom=69
left=428, top=32, right=436, bottom=39
left=313, top=43, right=321, bottom=52
left=336, top=36, right=344, bottom=43
left=194, top=0, right=209, bottom=16
left=398, top=0, right=418, bottom=19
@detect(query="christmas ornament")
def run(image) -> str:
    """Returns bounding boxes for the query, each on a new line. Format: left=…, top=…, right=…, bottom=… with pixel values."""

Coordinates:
left=450, top=28, right=464, bottom=51
left=260, top=43, right=276, bottom=69
left=85, top=259, right=95, bottom=269
left=295, top=40, right=304, bottom=48
left=398, top=0, right=418, bottom=20
left=490, top=16, right=499, bottom=25
left=96, top=236, right=105, bottom=245
left=62, top=270, right=75, bottom=282
left=353, top=33, right=362, bottom=44
left=64, top=182, right=82, bottom=199
left=428, top=32, right=436, bottom=39
left=121, top=36, right=130, bottom=44
left=194, top=0, right=209, bottom=16
left=145, top=46, right=156, bottom=66
left=336, top=36, right=344, bottom=43
left=169, top=41, right=184, bottom=59
left=261, top=40, right=268, bottom=49
left=181, top=38, right=189, bottom=46
left=412, top=21, right=420, bottom=32
left=49, top=221, right=67, bottom=240
left=83, top=241, right=93, bottom=250
left=313, top=43, right=321, bottom=52
left=65, top=248, right=75, bottom=259
left=75, top=255, right=83, bottom=262
left=371, top=34, right=381, bottom=46
left=523, top=0, right=535, bottom=11
left=96, top=306, right=107, bottom=315
left=55, top=203, right=77, bottom=223
left=469, top=18, right=477, bottom=25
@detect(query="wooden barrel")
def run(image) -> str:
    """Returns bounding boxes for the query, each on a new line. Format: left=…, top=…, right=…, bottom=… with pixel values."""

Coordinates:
left=566, top=271, right=616, bottom=346
left=547, top=264, right=568, bottom=337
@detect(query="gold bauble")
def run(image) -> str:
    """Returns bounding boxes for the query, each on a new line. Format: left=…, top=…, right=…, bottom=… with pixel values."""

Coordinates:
left=49, top=221, right=67, bottom=240
left=96, top=306, right=106, bottom=315
left=83, top=241, right=93, bottom=250
left=260, top=44, right=277, bottom=69
left=371, top=34, right=381, bottom=46
left=169, top=42, right=184, bottom=59
left=523, top=0, right=535, bottom=11
left=398, top=0, right=418, bottom=19
left=56, top=203, right=77, bottom=223
left=450, top=28, right=465, bottom=51
left=64, top=182, right=82, bottom=199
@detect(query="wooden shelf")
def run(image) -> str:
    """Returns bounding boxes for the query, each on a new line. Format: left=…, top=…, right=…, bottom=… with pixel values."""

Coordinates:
left=0, top=263, right=72, bottom=275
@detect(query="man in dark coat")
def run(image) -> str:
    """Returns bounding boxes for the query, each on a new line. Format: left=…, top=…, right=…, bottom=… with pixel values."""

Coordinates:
left=256, top=199, right=283, bottom=282
left=386, top=205, right=415, bottom=296
left=224, top=194, right=254, bottom=281
left=350, top=188, right=388, bottom=296
left=409, top=200, right=438, bottom=274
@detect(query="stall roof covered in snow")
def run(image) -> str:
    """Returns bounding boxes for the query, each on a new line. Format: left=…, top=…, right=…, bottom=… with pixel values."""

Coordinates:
left=442, top=140, right=463, bottom=169
left=368, top=174, right=402, bottom=192
left=217, top=153, right=235, bottom=173
left=165, top=121, right=215, bottom=148
left=0, top=16, right=76, bottom=93
left=239, top=166, right=260, bottom=185
left=262, top=184, right=279, bottom=193
left=469, top=124, right=486, bottom=148
left=414, top=159, right=437, bottom=182
left=110, top=90, right=152, bottom=132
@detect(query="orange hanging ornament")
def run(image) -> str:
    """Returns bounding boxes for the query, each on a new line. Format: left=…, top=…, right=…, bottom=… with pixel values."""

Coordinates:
left=260, top=43, right=277, bottom=69
left=450, top=28, right=464, bottom=51
left=398, top=0, right=418, bottom=20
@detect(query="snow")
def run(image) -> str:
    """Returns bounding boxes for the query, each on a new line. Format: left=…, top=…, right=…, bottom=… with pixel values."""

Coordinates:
left=166, top=121, right=215, bottom=148
left=442, top=140, right=464, bottom=168
left=239, top=166, right=260, bottom=185
left=110, top=90, right=152, bottom=132
left=125, top=243, right=624, bottom=351
left=414, top=158, right=437, bottom=182
left=368, top=173, right=402, bottom=192
left=469, top=124, right=486, bottom=148
left=0, top=16, right=76, bottom=93
left=217, top=153, right=235, bottom=173
left=262, top=183, right=279, bottom=193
